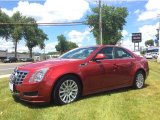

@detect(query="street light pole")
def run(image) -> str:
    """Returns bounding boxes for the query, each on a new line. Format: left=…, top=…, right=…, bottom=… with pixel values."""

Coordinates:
left=99, top=0, right=103, bottom=45
left=157, top=14, right=160, bottom=63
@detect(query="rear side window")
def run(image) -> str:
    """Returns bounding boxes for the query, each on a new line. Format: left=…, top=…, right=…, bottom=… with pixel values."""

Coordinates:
left=114, top=47, right=132, bottom=59
left=98, top=47, right=114, bottom=59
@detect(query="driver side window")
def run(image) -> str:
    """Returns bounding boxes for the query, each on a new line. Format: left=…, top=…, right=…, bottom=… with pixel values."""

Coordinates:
left=98, top=47, right=114, bottom=59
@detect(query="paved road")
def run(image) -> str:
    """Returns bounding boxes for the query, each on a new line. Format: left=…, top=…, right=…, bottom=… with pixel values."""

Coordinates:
left=0, top=62, right=30, bottom=76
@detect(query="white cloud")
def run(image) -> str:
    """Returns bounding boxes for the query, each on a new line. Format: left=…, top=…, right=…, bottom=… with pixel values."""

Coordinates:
left=0, top=38, right=13, bottom=52
left=122, top=39, right=134, bottom=51
left=0, top=38, right=28, bottom=52
left=1, top=0, right=90, bottom=22
left=45, top=42, right=57, bottom=52
left=138, top=22, right=159, bottom=42
left=138, top=0, right=160, bottom=21
left=122, top=30, right=128, bottom=37
left=134, top=9, right=140, bottom=14
left=138, top=10, right=159, bottom=21
left=145, top=0, right=160, bottom=11
left=68, top=28, right=92, bottom=46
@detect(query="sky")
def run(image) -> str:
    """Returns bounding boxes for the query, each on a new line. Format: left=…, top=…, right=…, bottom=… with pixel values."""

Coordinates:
left=0, top=0, right=160, bottom=53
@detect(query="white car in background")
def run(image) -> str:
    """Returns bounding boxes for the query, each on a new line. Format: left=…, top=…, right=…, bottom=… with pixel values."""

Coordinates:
left=133, top=51, right=143, bottom=57
left=144, top=53, right=153, bottom=59
left=152, top=53, right=159, bottom=59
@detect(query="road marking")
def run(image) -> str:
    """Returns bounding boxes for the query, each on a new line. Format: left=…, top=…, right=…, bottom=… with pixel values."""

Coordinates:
left=0, top=62, right=30, bottom=66
left=0, top=74, right=11, bottom=78
left=0, top=68, right=14, bottom=71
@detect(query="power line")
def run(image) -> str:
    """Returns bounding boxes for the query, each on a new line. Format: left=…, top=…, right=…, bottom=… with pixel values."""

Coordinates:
left=91, top=0, right=148, bottom=2
left=0, top=21, right=86, bottom=26
left=1, top=0, right=46, bottom=1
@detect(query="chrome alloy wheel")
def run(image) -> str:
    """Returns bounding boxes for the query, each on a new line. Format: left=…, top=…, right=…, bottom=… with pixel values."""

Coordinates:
left=59, top=80, right=78, bottom=103
left=136, top=73, right=144, bottom=88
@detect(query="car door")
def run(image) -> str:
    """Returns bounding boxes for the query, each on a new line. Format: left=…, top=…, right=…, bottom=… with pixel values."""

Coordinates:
left=112, top=47, right=135, bottom=86
left=81, top=47, right=116, bottom=93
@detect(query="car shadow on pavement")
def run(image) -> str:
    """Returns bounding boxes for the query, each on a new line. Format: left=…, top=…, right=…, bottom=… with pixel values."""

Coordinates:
left=12, top=84, right=149, bottom=108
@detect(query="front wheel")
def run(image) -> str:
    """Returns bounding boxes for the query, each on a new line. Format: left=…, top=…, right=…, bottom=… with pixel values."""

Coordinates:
left=133, top=71, right=145, bottom=89
left=53, top=75, right=81, bottom=105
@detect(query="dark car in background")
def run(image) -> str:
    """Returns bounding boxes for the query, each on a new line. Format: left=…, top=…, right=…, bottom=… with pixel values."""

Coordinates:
left=20, top=58, right=34, bottom=62
left=4, top=57, right=17, bottom=63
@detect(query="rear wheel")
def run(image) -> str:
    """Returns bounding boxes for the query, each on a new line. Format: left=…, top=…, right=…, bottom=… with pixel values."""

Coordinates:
left=53, top=75, right=81, bottom=105
left=133, top=71, right=145, bottom=89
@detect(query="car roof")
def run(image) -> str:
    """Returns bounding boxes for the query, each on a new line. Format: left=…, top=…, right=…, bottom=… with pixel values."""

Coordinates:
left=80, top=45, right=122, bottom=48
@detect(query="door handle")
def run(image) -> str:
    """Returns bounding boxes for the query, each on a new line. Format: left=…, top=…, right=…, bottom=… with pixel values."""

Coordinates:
left=80, top=62, right=88, bottom=67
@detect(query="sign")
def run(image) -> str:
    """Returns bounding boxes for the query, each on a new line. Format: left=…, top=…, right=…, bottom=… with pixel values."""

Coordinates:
left=132, top=33, right=142, bottom=43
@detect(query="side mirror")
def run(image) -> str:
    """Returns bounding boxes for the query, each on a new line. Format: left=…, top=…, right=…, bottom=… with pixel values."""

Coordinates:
left=95, top=53, right=105, bottom=60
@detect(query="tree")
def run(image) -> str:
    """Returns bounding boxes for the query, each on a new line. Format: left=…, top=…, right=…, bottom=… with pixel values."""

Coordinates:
left=145, top=39, right=154, bottom=47
left=23, top=17, right=48, bottom=58
left=0, top=9, right=11, bottom=40
left=55, top=35, right=68, bottom=54
left=10, top=12, right=24, bottom=58
left=55, top=34, right=78, bottom=54
left=68, top=41, right=78, bottom=50
left=86, top=5, right=128, bottom=45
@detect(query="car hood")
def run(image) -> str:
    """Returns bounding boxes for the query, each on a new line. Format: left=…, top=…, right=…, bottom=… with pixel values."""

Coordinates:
left=18, top=58, right=80, bottom=71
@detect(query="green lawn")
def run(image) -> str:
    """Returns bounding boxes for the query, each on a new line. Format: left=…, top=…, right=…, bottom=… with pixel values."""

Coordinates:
left=0, top=61, right=160, bottom=120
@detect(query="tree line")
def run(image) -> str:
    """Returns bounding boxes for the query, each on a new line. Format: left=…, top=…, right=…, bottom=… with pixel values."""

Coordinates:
left=0, top=10, right=48, bottom=58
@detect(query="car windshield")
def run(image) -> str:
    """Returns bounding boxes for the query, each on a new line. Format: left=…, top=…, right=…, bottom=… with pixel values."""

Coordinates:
left=59, top=47, right=98, bottom=59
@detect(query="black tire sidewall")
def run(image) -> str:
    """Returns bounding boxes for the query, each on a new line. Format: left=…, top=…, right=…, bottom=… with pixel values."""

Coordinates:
left=53, top=75, right=81, bottom=105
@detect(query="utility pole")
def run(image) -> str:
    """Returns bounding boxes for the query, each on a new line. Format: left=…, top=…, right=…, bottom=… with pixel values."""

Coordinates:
left=99, top=0, right=103, bottom=45
left=157, top=14, right=160, bottom=63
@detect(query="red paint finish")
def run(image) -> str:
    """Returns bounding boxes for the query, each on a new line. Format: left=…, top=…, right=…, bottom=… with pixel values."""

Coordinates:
left=9, top=45, right=149, bottom=103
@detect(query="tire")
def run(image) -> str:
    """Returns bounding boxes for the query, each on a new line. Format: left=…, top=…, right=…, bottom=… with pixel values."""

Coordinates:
left=53, top=75, right=81, bottom=105
left=133, top=71, right=145, bottom=89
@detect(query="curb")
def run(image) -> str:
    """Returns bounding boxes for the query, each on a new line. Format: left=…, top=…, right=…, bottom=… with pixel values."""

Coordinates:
left=0, top=74, right=11, bottom=79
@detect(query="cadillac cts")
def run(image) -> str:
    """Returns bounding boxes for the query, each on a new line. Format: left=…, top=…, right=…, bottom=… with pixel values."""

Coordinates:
left=9, top=45, right=149, bottom=105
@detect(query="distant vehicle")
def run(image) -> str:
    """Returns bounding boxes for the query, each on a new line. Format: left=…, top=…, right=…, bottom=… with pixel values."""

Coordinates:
left=3, top=57, right=17, bottom=63
left=20, top=58, right=34, bottom=62
left=0, top=50, right=7, bottom=61
left=9, top=45, right=149, bottom=105
left=146, top=46, right=159, bottom=59
left=152, top=53, right=159, bottom=59
left=133, top=51, right=143, bottom=57
left=144, top=53, right=153, bottom=59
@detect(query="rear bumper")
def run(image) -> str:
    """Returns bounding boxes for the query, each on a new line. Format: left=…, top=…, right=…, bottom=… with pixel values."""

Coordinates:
left=11, top=82, right=51, bottom=103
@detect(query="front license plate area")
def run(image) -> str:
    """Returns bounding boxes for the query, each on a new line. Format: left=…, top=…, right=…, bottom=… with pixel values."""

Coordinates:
left=9, top=82, right=14, bottom=92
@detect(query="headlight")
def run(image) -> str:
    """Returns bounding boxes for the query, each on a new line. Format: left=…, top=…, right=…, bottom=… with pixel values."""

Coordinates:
left=29, top=68, right=49, bottom=83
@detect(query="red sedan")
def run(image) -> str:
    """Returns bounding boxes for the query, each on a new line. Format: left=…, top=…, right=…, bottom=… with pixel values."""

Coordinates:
left=9, top=45, right=149, bottom=105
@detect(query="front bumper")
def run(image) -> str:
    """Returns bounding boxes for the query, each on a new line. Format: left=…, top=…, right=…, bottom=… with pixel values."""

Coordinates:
left=10, top=82, right=51, bottom=103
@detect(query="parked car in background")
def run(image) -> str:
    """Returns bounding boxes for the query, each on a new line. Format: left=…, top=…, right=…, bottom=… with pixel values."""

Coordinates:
left=20, top=58, right=34, bottom=62
left=133, top=51, right=143, bottom=57
left=9, top=45, right=149, bottom=105
left=144, top=53, right=153, bottom=59
left=3, top=57, right=17, bottom=63
left=152, top=53, right=159, bottom=59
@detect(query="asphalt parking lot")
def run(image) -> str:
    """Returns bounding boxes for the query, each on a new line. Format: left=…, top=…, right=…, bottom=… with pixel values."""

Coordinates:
left=0, top=62, right=30, bottom=77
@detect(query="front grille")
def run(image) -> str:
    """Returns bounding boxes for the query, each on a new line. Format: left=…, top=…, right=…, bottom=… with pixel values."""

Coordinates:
left=10, top=70, right=28, bottom=85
